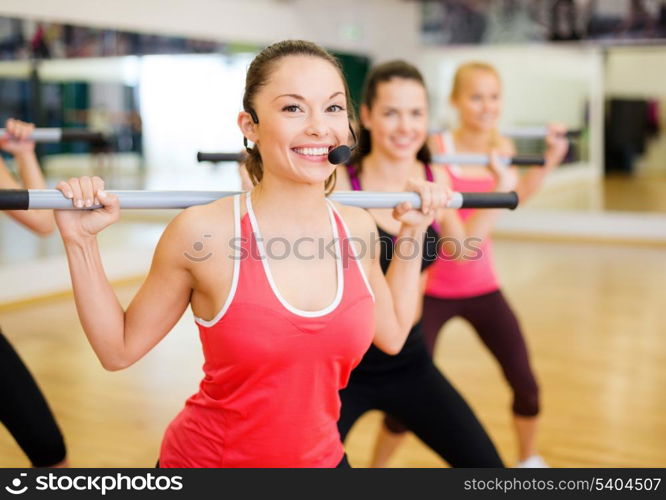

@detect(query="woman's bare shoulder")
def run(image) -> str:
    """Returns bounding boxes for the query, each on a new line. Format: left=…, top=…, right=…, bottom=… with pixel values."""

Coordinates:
left=498, top=135, right=516, bottom=155
left=159, top=196, right=237, bottom=252
left=429, top=163, right=452, bottom=187
left=332, top=202, right=376, bottom=241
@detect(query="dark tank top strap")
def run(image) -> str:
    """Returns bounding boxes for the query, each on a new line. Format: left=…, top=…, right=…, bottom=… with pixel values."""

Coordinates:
left=424, top=163, right=434, bottom=182
left=345, top=165, right=362, bottom=191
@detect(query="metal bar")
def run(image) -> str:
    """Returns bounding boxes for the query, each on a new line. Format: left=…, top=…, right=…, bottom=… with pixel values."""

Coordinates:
left=0, top=189, right=519, bottom=211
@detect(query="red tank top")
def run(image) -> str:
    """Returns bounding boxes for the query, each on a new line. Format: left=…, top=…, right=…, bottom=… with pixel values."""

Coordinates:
left=159, top=195, right=375, bottom=467
left=425, top=132, right=500, bottom=298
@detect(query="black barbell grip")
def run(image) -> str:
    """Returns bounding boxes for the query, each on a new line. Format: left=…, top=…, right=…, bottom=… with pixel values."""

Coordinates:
left=60, top=130, right=106, bottom=143
left=0, top=189, right=29, bottom=210
left=509, top=155, right=546, bottom=166
left=197, top=152, right=243, bottom=163
left=459, top=191, right=519, bottom=210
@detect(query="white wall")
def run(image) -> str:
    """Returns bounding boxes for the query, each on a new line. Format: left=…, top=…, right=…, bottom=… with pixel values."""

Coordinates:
left=0, top=0, right=420, bottom=60
left=606, top=47, right=666, bottom=97
left=138, top=53, right=251, bottom=189
left=419, top=45, right=600, bottom=132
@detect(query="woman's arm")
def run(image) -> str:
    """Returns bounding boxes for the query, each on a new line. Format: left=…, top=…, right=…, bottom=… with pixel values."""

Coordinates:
left=371, top=221, right=427, bottom=354
left=336, top=164, right=425, bottom=325
left=515, top=123, right=569, bottom=202
left=0, top=119, right=55, bottom=235
left=432, top=150, right=518, bottom=259
left=55, top=177, right=205, bottom=370
left=345, top=180, right=450, bottom=355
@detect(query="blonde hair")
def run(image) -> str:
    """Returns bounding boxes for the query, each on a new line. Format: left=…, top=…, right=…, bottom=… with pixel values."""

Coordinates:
left=450, top=62, right=502, bottom=149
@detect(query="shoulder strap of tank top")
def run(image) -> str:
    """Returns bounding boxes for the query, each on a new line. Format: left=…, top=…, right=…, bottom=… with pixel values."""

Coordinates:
left=194, top=194, right=242, bottom=328
left=424, top=163, right=434, bottom=182
left=441, top=131, right=461, bottom=176
left=443, top=131, right=456, bottom=154
left=345, top=164, right=362, bottom=191
left=325, top=199, right=375, bottom=301
left=432, top=131, right=445, bottom=154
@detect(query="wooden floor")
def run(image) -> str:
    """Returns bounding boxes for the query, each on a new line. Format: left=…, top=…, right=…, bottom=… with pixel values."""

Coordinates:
left=1, top=238, right=664, bottom=468
left=603, top=173, right=666, bottom=213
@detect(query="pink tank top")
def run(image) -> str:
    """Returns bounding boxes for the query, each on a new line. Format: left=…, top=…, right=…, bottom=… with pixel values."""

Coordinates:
left=159, top=195, right=375, bottom=467
left=425, top=132, right=500, bottom=299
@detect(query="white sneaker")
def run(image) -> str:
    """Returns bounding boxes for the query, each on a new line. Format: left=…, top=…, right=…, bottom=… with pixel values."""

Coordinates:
left=515, top=455, right=550, bottom=468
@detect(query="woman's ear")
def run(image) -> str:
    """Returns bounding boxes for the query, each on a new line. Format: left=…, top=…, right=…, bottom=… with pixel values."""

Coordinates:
left=238, top=111, right=259, bottom=144
left=359, top=104, right=371, bottom=130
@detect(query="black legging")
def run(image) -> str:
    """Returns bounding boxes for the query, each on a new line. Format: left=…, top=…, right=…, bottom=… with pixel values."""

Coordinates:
left=421, top=290, right=540, bottom=417
left=338, top=329, right=503, bottom=467
left=0, top=331, right=67, bottom=467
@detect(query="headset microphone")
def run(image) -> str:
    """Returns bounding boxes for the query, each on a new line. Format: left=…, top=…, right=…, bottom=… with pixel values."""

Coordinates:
left=327, top=125, right=357, bottom=165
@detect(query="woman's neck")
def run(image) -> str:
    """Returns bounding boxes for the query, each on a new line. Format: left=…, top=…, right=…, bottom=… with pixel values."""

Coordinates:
left=453, top=126, right=494, bottom=152
left=361, top=150, right=421, bottom=188
left=251, top=172, right=329, bottom=231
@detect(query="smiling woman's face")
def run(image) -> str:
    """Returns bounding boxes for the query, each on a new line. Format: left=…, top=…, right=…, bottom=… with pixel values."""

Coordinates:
left=451, top=69, right=503, bottom=132
left=242, top=55, right=349, bottom=187
left=361, top=77, right=428, bottom=162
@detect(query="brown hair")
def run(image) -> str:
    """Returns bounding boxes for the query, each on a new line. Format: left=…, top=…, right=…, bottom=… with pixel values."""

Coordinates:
left=351, top=60, right=431, bottom=169
left=450, top=62, right=502, bottom=148
left=241, top=40, right=355, bottom=193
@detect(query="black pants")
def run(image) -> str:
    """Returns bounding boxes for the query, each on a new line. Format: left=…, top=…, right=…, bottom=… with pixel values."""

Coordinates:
left=0, top=331, right=66, bottom=467
left=422, top=290, right=540, bottom=417
left=339, top=343, right=503, bottom=467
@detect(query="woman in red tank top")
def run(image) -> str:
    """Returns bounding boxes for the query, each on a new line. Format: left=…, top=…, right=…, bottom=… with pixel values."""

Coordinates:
left=51, top=40, right=452, bottom=468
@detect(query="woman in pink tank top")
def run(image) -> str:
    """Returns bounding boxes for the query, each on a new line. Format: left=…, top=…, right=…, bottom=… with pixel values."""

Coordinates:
left=422, top=62, right=569, bottom=468
left=51, top=40, right=451, bottom=468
